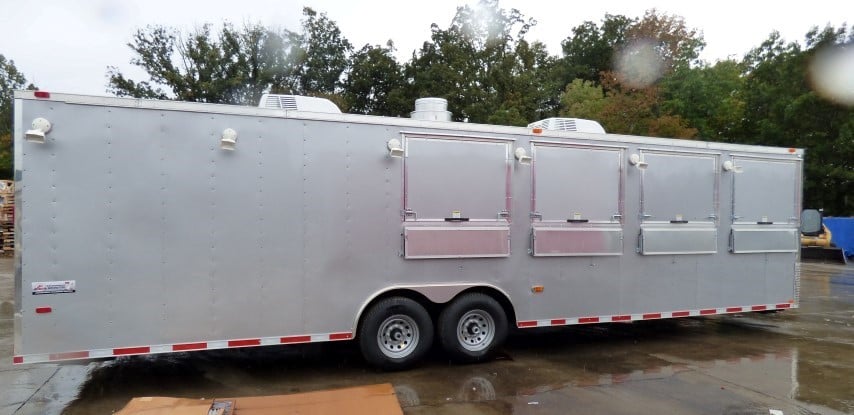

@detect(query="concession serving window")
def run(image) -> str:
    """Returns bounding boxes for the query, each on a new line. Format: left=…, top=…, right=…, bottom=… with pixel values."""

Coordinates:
left=530, top=143, right=624, bottom=256
left=402, top=133, right=512, bottom=259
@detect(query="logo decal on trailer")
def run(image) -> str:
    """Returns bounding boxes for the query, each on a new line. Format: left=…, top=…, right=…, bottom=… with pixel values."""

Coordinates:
left=32, top=280, right=76, bottom=295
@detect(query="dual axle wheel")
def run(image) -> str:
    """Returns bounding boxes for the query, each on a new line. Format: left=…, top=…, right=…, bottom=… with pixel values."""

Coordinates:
left=359, top=293, right=508, bottom=370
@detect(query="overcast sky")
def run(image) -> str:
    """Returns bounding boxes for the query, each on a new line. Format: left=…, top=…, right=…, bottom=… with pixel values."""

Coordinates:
left=0, top=0, right=850, bottom=96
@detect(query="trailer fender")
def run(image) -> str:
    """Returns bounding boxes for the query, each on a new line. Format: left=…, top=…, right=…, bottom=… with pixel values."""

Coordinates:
left=354, top=284, right=516, bottom=332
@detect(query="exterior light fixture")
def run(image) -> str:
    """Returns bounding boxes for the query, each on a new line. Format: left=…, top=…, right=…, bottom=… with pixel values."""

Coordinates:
left=628, top=153, right=648, bottom=169
left=221, top=128, right=237, bottom=151
left=722, top=160, right=743, bottom=173
left=387, top=138, right=404, bottom=158
left=514, top=147, right=532, bottom=164
left=25, top=118, right=52, bottom=143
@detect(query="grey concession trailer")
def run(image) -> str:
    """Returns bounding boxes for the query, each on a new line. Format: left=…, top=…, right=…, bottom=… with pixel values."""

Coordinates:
left=13, top=91, right=802, bottom=369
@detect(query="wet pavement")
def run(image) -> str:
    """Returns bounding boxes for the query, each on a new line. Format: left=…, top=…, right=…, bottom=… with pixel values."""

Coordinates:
left=1, top=258, right=852, bottom=414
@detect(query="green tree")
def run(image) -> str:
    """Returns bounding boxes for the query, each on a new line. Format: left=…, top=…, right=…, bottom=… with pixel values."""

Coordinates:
left=407, top=0, right=552, bottom=125
left=343, top=42, right=407, bottom=116
left=1, top=54, right=31, bottom=136
left=108, top=23, right=294, bottom=104
left=739, top=26, right=854, bottom=215
left=559, top=78, right=606, bottom=120
left=289, top=7, right=352, bottom=95
left=1, top=54, right=35, bottom=179
left=558, top=14, right=634, bottom=85
left=108, top=8, right=352, bottom=104
left=557, top=10, right=704, bottom=138
left=660, top=60, right=745, bottom=140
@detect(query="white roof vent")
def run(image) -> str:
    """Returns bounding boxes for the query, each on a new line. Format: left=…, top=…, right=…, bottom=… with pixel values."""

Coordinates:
left=410, top=97, right=452, bottom=121
left=258, top=94, right=341, bottom=113
left=527, top=118, right=606, bottom=134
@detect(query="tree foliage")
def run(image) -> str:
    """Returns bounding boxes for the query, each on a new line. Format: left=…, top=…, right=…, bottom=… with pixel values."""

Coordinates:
left=0, top=54, right=35, bottom=179
left=406, top=0, right=554, bottom=125
left=737, top=26, right=854, bottom=214
left=108, top=8, right=350, bottom=104
left=343, top=42, right=407, bottom=116
left=1, top=54, right=31, bottom=137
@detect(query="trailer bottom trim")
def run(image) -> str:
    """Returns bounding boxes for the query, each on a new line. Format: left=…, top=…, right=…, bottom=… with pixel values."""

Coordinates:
left=12, top=302, right=795, bottom=365
left=515, top=302, right=794, bottom=328
left=12, top=330, right=354, bottom=365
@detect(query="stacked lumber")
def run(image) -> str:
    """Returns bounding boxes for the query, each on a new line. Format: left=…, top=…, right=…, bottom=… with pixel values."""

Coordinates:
left=0, top=180, right=13, bottom=255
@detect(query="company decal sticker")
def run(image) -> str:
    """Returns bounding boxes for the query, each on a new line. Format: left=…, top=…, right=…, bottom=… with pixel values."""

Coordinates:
left=32, top=280, right=76, bottom=295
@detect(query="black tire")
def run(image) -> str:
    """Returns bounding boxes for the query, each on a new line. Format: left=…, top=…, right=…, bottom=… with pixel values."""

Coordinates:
left=438, top=293, right=508, bottom=363
left=358, top=297, right=433, bottom=370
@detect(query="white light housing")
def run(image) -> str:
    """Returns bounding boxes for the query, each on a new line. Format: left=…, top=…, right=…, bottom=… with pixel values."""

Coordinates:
left=387, top=138, right=404, bottom=158
left=220, top=128, right=237, bottom=151
left=628, top=153, right=648, bottom=169
left=514, top=147, right=532, bottom=164
left=25, top=117, right=52, bottom=143
left=722, top=160, right=743, bottom=173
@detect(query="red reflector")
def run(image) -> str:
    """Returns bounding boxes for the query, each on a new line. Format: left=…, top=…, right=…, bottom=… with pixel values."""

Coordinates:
left=172, top=342, right=207, bottom=352
left=517, top=321, right=537, bottom=328
left=611, top=315, right=631, bottom=322
left=579, top=317, right=599, bottom=324
left=227, top=339, right=261, bottom=347
left=35, top=307, right=52, bottom=314
left=550, top=319, right=566, bottom=325
left=700, top=309, right=716, bottom=315
left=13, top=356, right=24, bottom=364
left=775, top=303, right=791, bottom=309
left=642, top=313, right=662, bottom=320
left=329, top=332, right=352, bottom=341
left=751, top=305, right=767, bottom=311
left=280, top=335, right=312, bottom=344
left=113, top=346, right=150, bottom=356
left=672, top=311, right=690, bottom=317
left=34, top=91, right=50, bottom=98
left=726, top=307, right=743, bottom=313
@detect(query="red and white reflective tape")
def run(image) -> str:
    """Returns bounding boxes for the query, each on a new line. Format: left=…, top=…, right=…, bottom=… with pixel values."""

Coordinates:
left=13, top=331, right=353, bottom=365
left=516, top=302, right=795, bottom=328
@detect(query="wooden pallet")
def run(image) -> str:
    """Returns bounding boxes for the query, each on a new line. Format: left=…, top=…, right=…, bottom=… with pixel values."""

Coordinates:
left=0, top=183, right=13, bottom=255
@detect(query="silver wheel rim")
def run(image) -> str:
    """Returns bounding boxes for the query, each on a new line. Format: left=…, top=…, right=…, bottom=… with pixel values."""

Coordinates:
left=457, top=309, right=495, bottom=352
left=377, top=314, right=420, bottom=359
